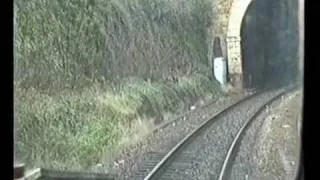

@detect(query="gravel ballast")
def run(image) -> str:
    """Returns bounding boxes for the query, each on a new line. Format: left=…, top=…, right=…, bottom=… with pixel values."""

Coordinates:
left=228, top=89, right=302, bottom=180
left=147, top=88, right=286, bottom=180
left=92, top=91, right=250, bottom=179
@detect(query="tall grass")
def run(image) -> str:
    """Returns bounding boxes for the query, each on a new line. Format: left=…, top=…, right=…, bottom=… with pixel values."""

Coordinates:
left=14, top=0, right=225, bottom=170
left=15, top=0, right=216, bottom=91
left=15, top=75, right=221, bottom=170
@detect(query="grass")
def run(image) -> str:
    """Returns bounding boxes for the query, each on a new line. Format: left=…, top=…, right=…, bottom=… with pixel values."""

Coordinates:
left=15, top=0, right=217, bottom=90
left=14, top=0, right=299, bottom=172
left=14, top=0, right=228, bottom=171
left=15, top=74, right=221, bottom=170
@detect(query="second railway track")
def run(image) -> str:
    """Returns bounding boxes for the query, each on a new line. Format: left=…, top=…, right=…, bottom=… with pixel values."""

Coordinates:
left=134, top=85, right=297, bottom=180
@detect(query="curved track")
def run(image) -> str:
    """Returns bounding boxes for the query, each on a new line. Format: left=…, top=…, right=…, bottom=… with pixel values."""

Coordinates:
left=140, top=85, right=296, bottom=180
left=218, top=87, right=297, bottom=180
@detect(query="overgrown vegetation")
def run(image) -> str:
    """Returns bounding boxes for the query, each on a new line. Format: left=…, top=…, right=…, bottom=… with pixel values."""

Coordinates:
left=14, top=0, right=223, bottom=170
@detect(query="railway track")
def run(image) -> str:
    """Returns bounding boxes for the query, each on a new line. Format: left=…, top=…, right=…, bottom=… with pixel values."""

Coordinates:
left=18, top=85, right=297, bottom=180
left=151, top=91, right=251, bottom=134
left=132, top=85, right=296, bottom=180
left=218, top=88, right=298, bottom=180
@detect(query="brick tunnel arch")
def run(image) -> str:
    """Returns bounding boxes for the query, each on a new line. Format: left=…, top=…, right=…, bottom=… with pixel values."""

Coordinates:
left=226, top=0, right=253, bottom=89
left=226, top=0, right=299, bottom=89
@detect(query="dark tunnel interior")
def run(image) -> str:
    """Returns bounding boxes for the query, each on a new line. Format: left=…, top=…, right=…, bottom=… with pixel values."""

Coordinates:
left=240, top=0, right=299, bottom=89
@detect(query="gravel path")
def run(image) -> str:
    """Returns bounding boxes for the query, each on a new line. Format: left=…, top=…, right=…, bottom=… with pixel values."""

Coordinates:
left=228, top=89, right=302, bottom=180
left=92, top=91, right=250, bottom=179
left=149, top=88, right=285, bottom=180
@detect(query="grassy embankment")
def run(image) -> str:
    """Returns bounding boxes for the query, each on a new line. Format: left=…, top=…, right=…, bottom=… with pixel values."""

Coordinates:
left=14, top=0, right=226, bottom=170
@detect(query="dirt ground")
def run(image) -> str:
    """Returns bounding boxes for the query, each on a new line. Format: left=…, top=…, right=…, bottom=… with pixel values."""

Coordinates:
left=251, top=89, right=302, bottom=180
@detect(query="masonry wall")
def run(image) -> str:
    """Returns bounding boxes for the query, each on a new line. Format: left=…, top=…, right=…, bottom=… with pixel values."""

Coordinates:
left=207, top=0, right=233, bottom=74
left=209, top=0, right=300, bottom=88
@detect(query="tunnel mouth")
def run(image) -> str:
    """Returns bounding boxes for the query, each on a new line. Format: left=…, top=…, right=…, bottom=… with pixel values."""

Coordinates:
left=240, top=0, right=299, bottom=90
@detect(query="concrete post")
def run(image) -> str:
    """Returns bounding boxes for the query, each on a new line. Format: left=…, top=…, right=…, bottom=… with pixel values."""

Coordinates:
left=213, top=57, right=227, bottom=85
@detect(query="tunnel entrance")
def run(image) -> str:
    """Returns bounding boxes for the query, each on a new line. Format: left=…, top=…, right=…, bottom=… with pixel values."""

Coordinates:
left=240, top=0, right=299, bottom=89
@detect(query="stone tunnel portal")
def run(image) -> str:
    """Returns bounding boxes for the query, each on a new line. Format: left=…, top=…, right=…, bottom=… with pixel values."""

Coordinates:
left=241, top=0, right=299, bottom=89
left=227, top=0, right=299, bottom=89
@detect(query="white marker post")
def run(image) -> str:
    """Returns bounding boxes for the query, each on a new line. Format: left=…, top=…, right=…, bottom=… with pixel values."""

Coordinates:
left=213, top=37, right=228, bottom=91
left=214, top=57, right=227, bottom=87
